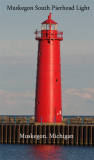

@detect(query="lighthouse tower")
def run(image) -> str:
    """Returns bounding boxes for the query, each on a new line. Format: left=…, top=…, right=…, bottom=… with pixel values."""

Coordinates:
left=35, top=13, right=63, bottom=123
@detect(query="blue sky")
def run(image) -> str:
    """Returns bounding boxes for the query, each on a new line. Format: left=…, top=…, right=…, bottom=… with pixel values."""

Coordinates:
left=0, top=0, right=94, bottom=115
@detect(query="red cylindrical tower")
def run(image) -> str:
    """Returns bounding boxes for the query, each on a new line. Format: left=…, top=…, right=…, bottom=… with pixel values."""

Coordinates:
left=35, top=13, right=63, bottom=123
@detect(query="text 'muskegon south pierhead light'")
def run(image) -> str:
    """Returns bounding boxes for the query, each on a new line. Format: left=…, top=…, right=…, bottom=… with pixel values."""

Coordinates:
left=35, top=13, right=63, bottom=123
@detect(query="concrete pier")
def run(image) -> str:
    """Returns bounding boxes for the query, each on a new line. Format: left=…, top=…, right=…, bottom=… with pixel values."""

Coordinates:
left=0, top=124, right=94, bottom=145
left=16, top=125, right=20, bottom=144
left=20, top=125, right=25, bottom=144
left=42, top=125, right=46, bottom=144
left=25, top=125, right=29, bottom=144
left=29, top=125, right=33, bottom=144
left=93, top=127, right=94, bottom=145
left=69, top=126, right=74, bottom=145
left=56, top=125, right=60, bottom=144
left=37, top=125, right=42, bottom=144
left=51, top=125, right=55, bottom=144
left=46, top=125, right=51, bottom=144
left=0, top=125, right=3, bottom=143
left=34, top=125, right=37, bottom=144
left=79, top=126, right=83, bottom=145
left=3, top=125, right=7, bottom=143
left=83, top=126, right=88, bottom=146
left=74, top=126, right=79, bottom=145
left=60, top=125, right=64, bottom=145
left=88, top=126, right=92, bottom=146
left=7, top=125, right=11, bottom=143
left=65, top=126, right=69, bottom=145
left=11, top=125, right=16, bottom=144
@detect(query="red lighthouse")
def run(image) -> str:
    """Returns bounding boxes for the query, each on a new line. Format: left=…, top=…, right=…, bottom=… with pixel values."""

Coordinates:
left=35, top=13, right=63, bottom=123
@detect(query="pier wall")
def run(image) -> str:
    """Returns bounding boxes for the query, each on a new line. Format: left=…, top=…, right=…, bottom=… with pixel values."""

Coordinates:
left=0, top=124, right=94, bottom=146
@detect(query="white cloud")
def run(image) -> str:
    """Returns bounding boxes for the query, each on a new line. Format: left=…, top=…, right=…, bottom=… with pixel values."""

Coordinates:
left=0, top=39, right=37, bottom=54
left=62, top=41, right=94, bottom=55
left=0, top=90, right=35, bottom=115
left=64, top=88, right=93, bottom=99
left=0, top=90, right=35, bottom=99
left=62, top=88, right=94, bottom=115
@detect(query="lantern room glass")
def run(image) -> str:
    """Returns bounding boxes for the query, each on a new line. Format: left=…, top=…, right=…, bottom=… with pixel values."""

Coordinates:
left=42, top=24, right=57, bottom=30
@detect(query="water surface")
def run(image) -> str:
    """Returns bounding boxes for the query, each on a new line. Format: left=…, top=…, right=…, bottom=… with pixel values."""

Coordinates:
left=0, top=144, right=94, bottom=160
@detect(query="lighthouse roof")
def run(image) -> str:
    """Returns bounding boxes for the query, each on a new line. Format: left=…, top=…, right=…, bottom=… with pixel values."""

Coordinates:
left=42, top=13, right=57, bottom=24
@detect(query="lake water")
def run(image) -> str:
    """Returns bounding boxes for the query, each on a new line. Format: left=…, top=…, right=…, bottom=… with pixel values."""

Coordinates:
left=0, top=144, right=94, bottom=160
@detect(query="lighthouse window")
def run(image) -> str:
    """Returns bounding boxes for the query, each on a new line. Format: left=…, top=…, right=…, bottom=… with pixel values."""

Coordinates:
left=46, top=24, right=50, bottom=30
left=56, top=79, right=58, bottom=82
left=39, top=53, right=42, bottom=56
left=51, top=24, right=54, bottom=30
left=37, top=101, right=40, bottom=105
left=54, top=24, right=57, bottom=30
left=44, top=24, right=46, bottom=30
